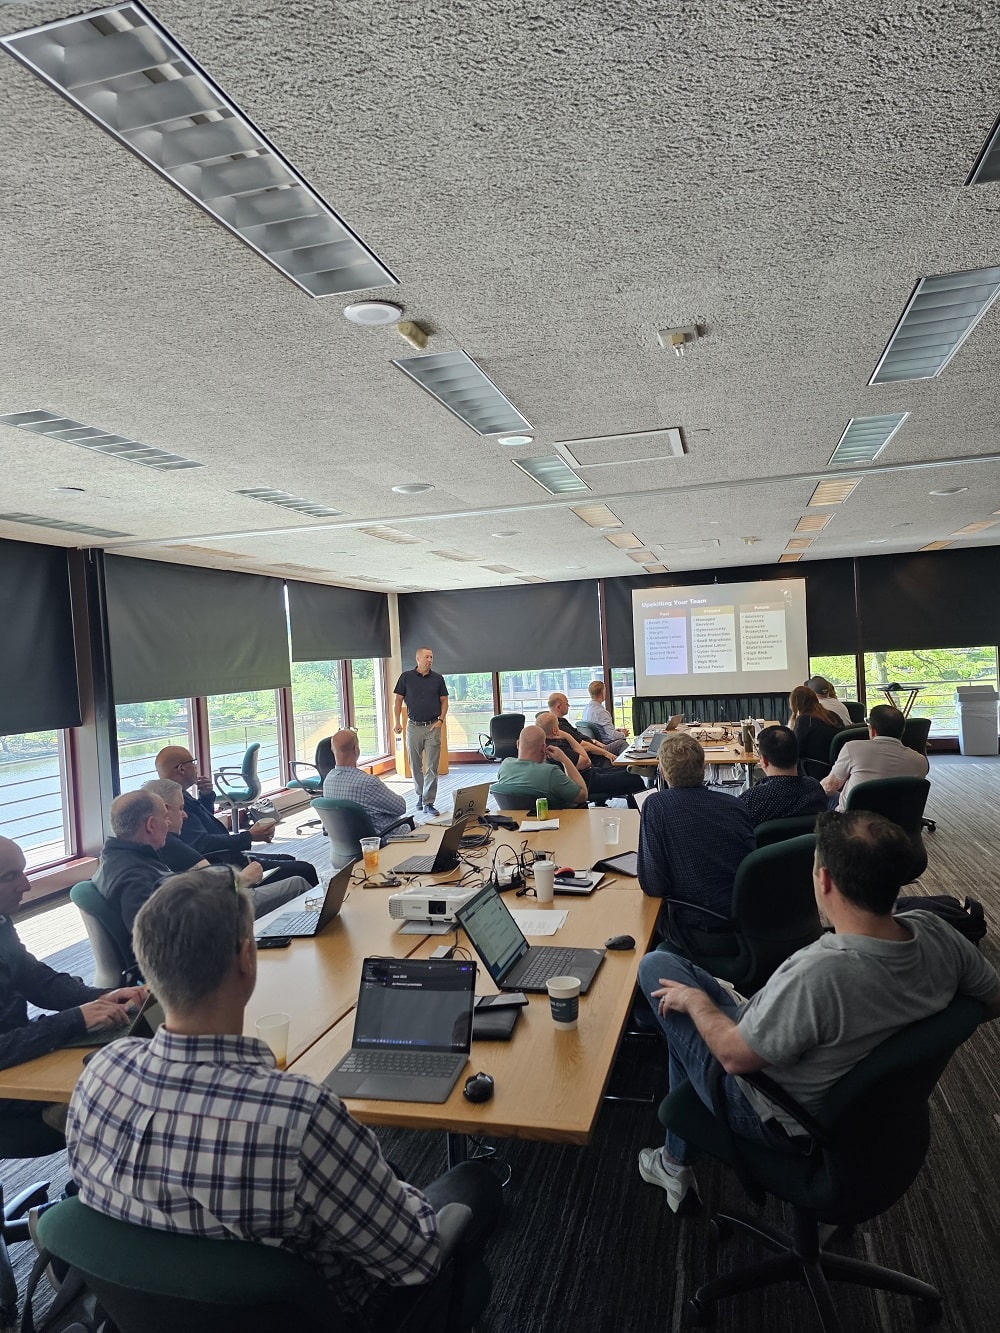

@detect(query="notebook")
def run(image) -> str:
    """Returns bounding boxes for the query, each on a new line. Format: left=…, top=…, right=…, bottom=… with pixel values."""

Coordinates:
left=62, top=993, right=164, bottom=1049
left=325, top=956, right=476, bottom=1102
left=456, top=882, right=605, bottom=994
left=256, top=864, right=351, bottom=939
left=393, top=818, right=470, bottom=875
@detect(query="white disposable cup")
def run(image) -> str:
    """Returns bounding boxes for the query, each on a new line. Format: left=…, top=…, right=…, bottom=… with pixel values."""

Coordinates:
left=603, top=817, right=621, bottom=845
left=534, top=859, right=556, bottom=903
left=754, top=718, right=766, bottom=736
left=256, top=1012, right=290, bottom=1069
left=546, top=975, right=581, bottom=1029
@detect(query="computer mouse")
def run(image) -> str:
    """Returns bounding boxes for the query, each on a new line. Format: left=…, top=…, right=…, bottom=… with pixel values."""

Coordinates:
left=555, top=866, right=575, bottom=878
left=605, top=934, right=636, bottom=951
left=463, top=1072, right=495, bottom=1103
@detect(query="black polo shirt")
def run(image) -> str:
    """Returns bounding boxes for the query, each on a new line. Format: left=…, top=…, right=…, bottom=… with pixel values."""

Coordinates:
left=392, top=669, right=449, bottom=723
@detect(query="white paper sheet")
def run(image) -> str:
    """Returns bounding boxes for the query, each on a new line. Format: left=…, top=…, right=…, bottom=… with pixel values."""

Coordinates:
left=509, top=909, right=568, bottom=936
left=518, top=818, right=561, bottom=831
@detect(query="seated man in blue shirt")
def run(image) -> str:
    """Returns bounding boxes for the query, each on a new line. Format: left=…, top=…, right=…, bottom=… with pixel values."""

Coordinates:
left=739, top=725, right=827, bottom=827
left=322, top=729, right=408, bottom=834
left=581, top=680, right=630, bottom=755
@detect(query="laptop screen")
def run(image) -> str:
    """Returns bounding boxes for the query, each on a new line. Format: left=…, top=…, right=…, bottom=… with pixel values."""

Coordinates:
left=451, top=783, right=490, bottom=825
left=352, top=957, right=476, bottom=1054
left=456, top=884, right=528, bottom=984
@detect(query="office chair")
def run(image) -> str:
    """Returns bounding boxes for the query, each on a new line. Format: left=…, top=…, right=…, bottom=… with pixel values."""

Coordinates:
left=661, top=835, right=819, bottom=996
left=311, top=798, right=414, bottom=870
left=489, top=784, right=578, bottom=811
left=213, top=742, right=262, bottom=833
left=0, top=1118, right=65, bottom=1325
left=842, top=700, right=866, bottom=723
left=754, top=814, right=819, bottom=847
left=901, top=717, right=936, bottom=831
left=32, top=1196, right=482, bottom=1333
left=659, top=994, right=984, bottom=1332
left=574, top=721, right=602, bottom=742
left=69, top=880, right=139, bottom=988
left=800, top=757, right=831, bottom=781
left=289, top=737, right=336, bottom=834
left=477, top=714, right=524, bottom=762
left=827, top=726, right=868, bottom=765
left=844, top=776, right=930, bottom=879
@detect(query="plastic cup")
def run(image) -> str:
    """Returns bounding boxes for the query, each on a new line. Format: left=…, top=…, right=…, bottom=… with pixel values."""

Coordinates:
left=547, top=975, right=581, bottom=1029
left=255, top=1012, right=290, bottom=1070
left=603, top=816, right=621, bottom=845
left=359, top=837, right=380, bottom=875
left=534, top=859, right=556, bottom=903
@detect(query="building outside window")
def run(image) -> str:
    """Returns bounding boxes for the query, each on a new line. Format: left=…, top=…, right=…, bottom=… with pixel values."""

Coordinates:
left=351, top=659, right=388, bottom=762
left=442, top=673, right=494, bottom=751
left=290, top=661, right=344, bottom=769
left=0, top=729, right=72, bottom=867
left=115, top=699, right=192, bottom=792
left=207, top=690, right=281, bottom=791
left=498, top=668, right=602, bottom=724
left=862, top=647, right=998, bottom=734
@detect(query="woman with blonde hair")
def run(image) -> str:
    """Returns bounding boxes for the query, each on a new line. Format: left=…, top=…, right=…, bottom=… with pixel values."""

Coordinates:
left=789, top=684, right=843, bottom=768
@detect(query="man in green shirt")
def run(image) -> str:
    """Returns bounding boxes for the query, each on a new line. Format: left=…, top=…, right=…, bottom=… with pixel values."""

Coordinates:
left=490, top=724, right=588, bottom=807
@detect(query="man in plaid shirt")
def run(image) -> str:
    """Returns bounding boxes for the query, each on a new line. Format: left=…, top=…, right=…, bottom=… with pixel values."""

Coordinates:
left=66, top=868, right=501, bottom=1325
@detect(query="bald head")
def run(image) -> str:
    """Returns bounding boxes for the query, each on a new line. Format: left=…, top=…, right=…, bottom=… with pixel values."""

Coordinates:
left=155, top=746, right=197, bottom=786
left=110, top=790, right=169, bottom=849
left=330, top=729, right=360, bottom=767
left=518, top=725, right=547, bottom=762
left=547, top=693, right=569, bottom=719
left=0, top=837, right=29, bottom=918
left=534, top=711, right=560, bottom=739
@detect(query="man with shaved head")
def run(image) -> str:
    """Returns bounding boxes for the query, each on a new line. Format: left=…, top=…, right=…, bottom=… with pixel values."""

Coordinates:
left=536, top=710, right=645, bottom=809
left=322, top=729, right=409, bottom=835
left=490, top=723, right=588, bottom=808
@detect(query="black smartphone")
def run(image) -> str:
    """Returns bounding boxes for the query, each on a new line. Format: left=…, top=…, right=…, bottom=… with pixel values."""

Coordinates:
left=256, top=935, right=292, bottom=948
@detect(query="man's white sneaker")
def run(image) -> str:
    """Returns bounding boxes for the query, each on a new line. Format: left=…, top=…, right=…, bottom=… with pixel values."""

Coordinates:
left=637, top=1147, right=702, bottom=1214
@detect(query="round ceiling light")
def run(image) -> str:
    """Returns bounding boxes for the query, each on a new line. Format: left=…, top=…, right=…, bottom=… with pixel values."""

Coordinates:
left=496, top=434, right=534, bottom=447
left=928, top=486, right=968, bottom=496
left=343, top=301, right=404, bottom=326
left=392, top=482, right=434, bottom=495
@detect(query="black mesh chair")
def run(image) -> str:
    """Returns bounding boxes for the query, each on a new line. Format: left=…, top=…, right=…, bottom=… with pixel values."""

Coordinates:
left=311, top=798, right=414, bottom=870
left=828, top=726, right=868, bottom=765
left=659, top=995, right=984, bottom=1331
left=478, top=714, right=524, bottom=762
left=901, top=718, right=935, bottom=831
left=842, top=701, right=866, bottom=723
left=754, top=814, right=819, bottom=847
left=844, top=777, right=930, bottom=879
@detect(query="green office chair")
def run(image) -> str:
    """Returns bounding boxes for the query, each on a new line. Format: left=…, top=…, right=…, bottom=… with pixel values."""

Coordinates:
left=69, top=880, right=140, bottom=988
left=828, top=726, right=868, bottom=765
left=489, top=784, right=579, bottom=811
left=213, top=742, right=262, bottom=833
left=574, top=721, right=603, bottom=742
left=289, top=738, right=336, bottom=834
left=754, top=814, right=819, bottom=847
left=0, top=1118, right=65, bottom=1325
left=311, top=798, right=414, bottom=870
left=31, top=1196, right=480, bottom=1333
left=844, top=776, right=930, bottom=879
left=659, top=995, right=984, bottom=1331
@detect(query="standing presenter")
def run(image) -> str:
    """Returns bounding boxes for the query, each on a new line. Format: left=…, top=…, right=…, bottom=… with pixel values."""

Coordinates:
left=393, top=647, right=449, bottom=817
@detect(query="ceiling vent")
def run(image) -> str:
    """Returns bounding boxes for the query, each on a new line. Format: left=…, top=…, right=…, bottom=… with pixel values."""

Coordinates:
left=869, top=269, right=1000, bottom=383
left=358, top=526, right=423, bottom=545
left=511, top=455, right=589, bottom=496
left=794, top=513, right=831, bottom=533
left=0, top=409, right=202, bottom=470
left=432, top=549, right=482, bottom=562
left=392, top=350, right=532, bottom=436
left=966, top=111, right=1000, bottom=184
left=0, top=511, right=131, bottom=538
left=554, top=427, right=685, bottom=469
left=234, top=488, right=342, bottom=518
left=809, top=477, right=861, bottom=505
left=828, top=415, right=908, bottom=465
left=570, top=503, right=622, bottom=528
left=0, top=4, right=396, bottom=298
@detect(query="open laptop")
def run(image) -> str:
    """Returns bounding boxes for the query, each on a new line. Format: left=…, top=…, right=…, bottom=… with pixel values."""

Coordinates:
left=393, top=818, right=470, bottom=875
left=256, top=863, right=351, bottom=939
left=62, top=993, right=164, bottom=1049
left=325, top=956, right=476, bottom=1103
left=456, top=882, right=605, bottom=994
left=450, top=782, right=491, bottom=825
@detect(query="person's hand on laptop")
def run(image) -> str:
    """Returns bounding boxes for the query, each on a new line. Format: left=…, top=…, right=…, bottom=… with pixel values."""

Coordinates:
left=239, top=860, right=264, bottom=887
left=102, top=985, right=148, bottom=1010
left=80, top=997, right=135, bottom=1033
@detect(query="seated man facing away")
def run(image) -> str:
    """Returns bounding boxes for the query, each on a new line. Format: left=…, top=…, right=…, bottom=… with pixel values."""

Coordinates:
left=491, top=724, right=588, bottom=808
left=0, top=836, right=144, bottom=1131
left=67, top=872, right=502, bottom=1324
left=636, top=810, right=1000, bottom=1214
left=322, top=729, right=407, bottom=833
left=582, top=679, right=630, bottom=755
left=637, top=732, right=755, bottom=949
left=156, top=746, right=319, bottom=887
left=535, top=711, right=644, bottom=808
left=822, top=704, right=929, bottom=811
left=739, top=725, right=827, bottom=826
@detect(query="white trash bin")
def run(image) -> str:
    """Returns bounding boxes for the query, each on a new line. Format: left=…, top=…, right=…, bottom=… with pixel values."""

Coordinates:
left=954, top=686, right=1000, bottom=756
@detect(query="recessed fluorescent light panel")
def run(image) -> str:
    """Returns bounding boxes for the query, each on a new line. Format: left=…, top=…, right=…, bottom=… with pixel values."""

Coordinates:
left=604, top=532, right=644, bottom=550
left=966, top=110, right=1000, bottom=185
left=392, top=350, right=532, bottom=436
left=234, top=488, right=342, bottom=518
left=570, top=503, right=622, bottom=528
left=869, top=269, right=1000, bottom=383
left=0, top=4, right=396, bottom=298
left=784, top=537, right=814, bottom=550
left=643, top=563, right=669, bottom=574
left=511, top=456, right=589, bottom=496
left=808, top=477, right=861, bottom=506
left=794, top=513, right=832, bottom=533
left=828, top=415, right=908, bottom=466
left=778, top=553, right=802, bottom=563
left=920, top=541, right=953, bottom=551
left=0, top=409, right=202, bottom=470
left=516, top=575, right=547, bottom=583
left=481, top=564, right=519, bottom=574
left=949, top=520, right=999, bottom=537
left=432, top=549, right=482, bottom=563
left=0, top=511, right=131, bottom=538
left=627, top=550, right=657, bottom=563
left=359, top=526, right=423, bottom=545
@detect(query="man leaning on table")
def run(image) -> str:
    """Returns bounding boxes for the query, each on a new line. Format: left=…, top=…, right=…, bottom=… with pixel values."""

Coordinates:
left=66, top=871, right=502, bottom=1327
left=0, top=836, right=145, bottom=1133
left=393, top=647, right=449, bottom=817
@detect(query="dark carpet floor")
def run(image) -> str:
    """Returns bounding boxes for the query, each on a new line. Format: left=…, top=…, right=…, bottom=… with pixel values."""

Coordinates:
left=6, top=754, right=1000, bottom=1332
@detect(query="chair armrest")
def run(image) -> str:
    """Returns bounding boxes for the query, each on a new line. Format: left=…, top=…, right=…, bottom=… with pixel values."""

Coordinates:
left=738, top=1069, right=830, bottom=1146
left=381, top=815, right=416, bottom=841
left=661, top=897, right=733, bottom=927
left=289, top=761, right=321, bottom=783
left=213, top=768, right=246, bottom=798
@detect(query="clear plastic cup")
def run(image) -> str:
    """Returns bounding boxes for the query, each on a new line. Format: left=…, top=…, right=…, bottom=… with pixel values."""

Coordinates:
left=359, top=837, right=380, bottom=875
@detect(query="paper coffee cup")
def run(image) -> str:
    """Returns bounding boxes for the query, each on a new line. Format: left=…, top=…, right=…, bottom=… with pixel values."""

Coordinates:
left=534, top=859, right=556, bottom=903
left=255, top=1012, right=290, bottom=1069
left=547, top=975, right=581, bottom=1028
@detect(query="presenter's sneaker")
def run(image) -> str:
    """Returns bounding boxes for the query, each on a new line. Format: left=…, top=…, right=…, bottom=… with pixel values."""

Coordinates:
left=416, top=800, right=424, bottom=811
left=424, top=804, right=440, bottom=817
left=637, top=1148, right=702, bottom=1215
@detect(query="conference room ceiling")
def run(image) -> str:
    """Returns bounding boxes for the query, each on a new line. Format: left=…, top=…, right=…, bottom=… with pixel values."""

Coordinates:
left=2, top=0, right=1000, bottom=592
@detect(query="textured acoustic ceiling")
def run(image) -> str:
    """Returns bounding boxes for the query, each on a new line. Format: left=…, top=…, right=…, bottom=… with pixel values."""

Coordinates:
left=1, top=0, right=999, bottom=591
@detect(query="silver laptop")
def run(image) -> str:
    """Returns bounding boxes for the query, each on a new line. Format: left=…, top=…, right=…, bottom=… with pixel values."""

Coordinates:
left=256, top=864, right=351, bottom=939
left=325, top=956, right=476, bottom=1103
left=62, top=993, right=164, bottom=1049
left=450, top=782, right=491, bottom=825
left=456, top=882, right=605, bottom=994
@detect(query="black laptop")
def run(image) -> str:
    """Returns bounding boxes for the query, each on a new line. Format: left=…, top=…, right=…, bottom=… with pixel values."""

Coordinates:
left=325, top=956, right=476, bottom=1103
left=62, top=993, right=164, bottom=1049
left=256, top=864, right=351, bottom=940
left=456, top=882, right=605, bottom=994
left=393, top=818, right=470, bottom=875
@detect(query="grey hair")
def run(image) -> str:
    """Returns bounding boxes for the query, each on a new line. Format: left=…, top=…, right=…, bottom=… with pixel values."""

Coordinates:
left=142, top=778, right=183, bottom=804
left=109, top=789, right=162, bottom=840
left=133, top=868, right=254, bottom=1014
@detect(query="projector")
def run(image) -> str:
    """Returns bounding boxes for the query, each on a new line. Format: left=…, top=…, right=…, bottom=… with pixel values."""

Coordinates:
left=388, top=883, right=480, bottom=924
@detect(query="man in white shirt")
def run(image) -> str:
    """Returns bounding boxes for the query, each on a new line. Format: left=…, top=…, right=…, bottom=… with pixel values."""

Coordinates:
left=322, top=729, right=408, bottom=834
left=822, top=705, right=928, bottom=811
left=581, top=680, right=630, bottom=755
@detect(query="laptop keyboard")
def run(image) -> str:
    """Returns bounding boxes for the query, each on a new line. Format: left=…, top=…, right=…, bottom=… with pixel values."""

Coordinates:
left=515, top=947, right=584, bottom=988
left=338, top=1049, right=459, bottom=1077
left=260, top=911, right=315, bottom=936
left=394, top=854, right=438, bottom=873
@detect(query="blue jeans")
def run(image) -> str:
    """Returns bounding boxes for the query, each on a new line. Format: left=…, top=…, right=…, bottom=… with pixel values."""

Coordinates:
left=636, top=950, right=803, bottom=1165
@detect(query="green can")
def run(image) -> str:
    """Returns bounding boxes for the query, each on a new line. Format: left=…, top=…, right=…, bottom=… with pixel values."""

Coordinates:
left=536, top=797, right=549, bottom=819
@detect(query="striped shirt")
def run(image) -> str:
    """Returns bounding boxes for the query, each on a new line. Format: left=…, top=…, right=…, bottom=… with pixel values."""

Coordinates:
left=66, top=1029, right=440, bottom=1312
left=322, top=766, right=407, bottom=833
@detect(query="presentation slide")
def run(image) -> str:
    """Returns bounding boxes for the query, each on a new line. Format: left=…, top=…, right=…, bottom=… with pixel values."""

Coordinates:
left=632, top=579, right=808, bottom=697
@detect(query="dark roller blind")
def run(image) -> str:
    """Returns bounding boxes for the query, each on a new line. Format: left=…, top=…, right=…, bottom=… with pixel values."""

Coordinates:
left=859, top=548, right=1000, bottom=651
left=106, top=556, right=290, bottom=704
left=286, top=580, right=390, bottom=661
left=0, top=539, right=81, bottom=734
left=399, top=581, right=601, bottom=673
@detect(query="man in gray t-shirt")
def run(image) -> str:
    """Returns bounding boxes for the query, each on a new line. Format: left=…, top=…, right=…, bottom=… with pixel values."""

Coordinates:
left=634, top=810, right=1000, bottom=1215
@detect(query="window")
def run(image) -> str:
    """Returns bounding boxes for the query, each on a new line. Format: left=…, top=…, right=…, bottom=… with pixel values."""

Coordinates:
left=207, top=690, right=281, bottom=791
left=610, top=668, right=636, bottom=731
left=116, top=699, right=192, bottom=792
left=290, top=661, right=344, bottom=767
left=863, top=647, right=998, bottom=734
left=498, top=668, right=602, bottom=724
left=442, top=673, right=494, bottom=751
left=807, top=656, right=859, bottom=704
left=351, top=659, right=388, bottom=762
left=0, top=729, right=71, bottom=868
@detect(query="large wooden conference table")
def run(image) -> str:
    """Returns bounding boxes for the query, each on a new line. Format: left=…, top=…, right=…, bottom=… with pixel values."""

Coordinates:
left=0, top=810, right=658, bottom=1154
left=615, top=725, right=760, bottom=783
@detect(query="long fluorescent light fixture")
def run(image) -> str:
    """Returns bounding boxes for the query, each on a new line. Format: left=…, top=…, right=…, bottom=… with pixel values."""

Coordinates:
left=808, top=477, right=861, bottom=506
left=0, top=510, right=131, bottom=538
left=778, top=553, right=802, bottom=563
left=605, top=531, right=644, bottom=549
left=392, top=350, right=533, bottom=437
left=1, top=4, right=397, bottom=299
left=0, top=408, right=202, bottom=470
left=511, top=456, right=589, bottom=496
left=828, top=415, right=908, bottom=466
left=869, top=269, right=1000, bottom=383
left=794, top=513, right=831, bottom=533
left=234, top=488, right=342, bottom=518
left=570, top=503, right=622, bottom=528
left=966, top=111, right=1000, bottom=185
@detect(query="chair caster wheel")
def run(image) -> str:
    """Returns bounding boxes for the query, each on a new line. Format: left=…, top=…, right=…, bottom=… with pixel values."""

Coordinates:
left=915, top=1298, right=943, bottom=1326
left=688, top=1295, right=716, bottom=1327
left=708, top=1217, right=732, bottom=1245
